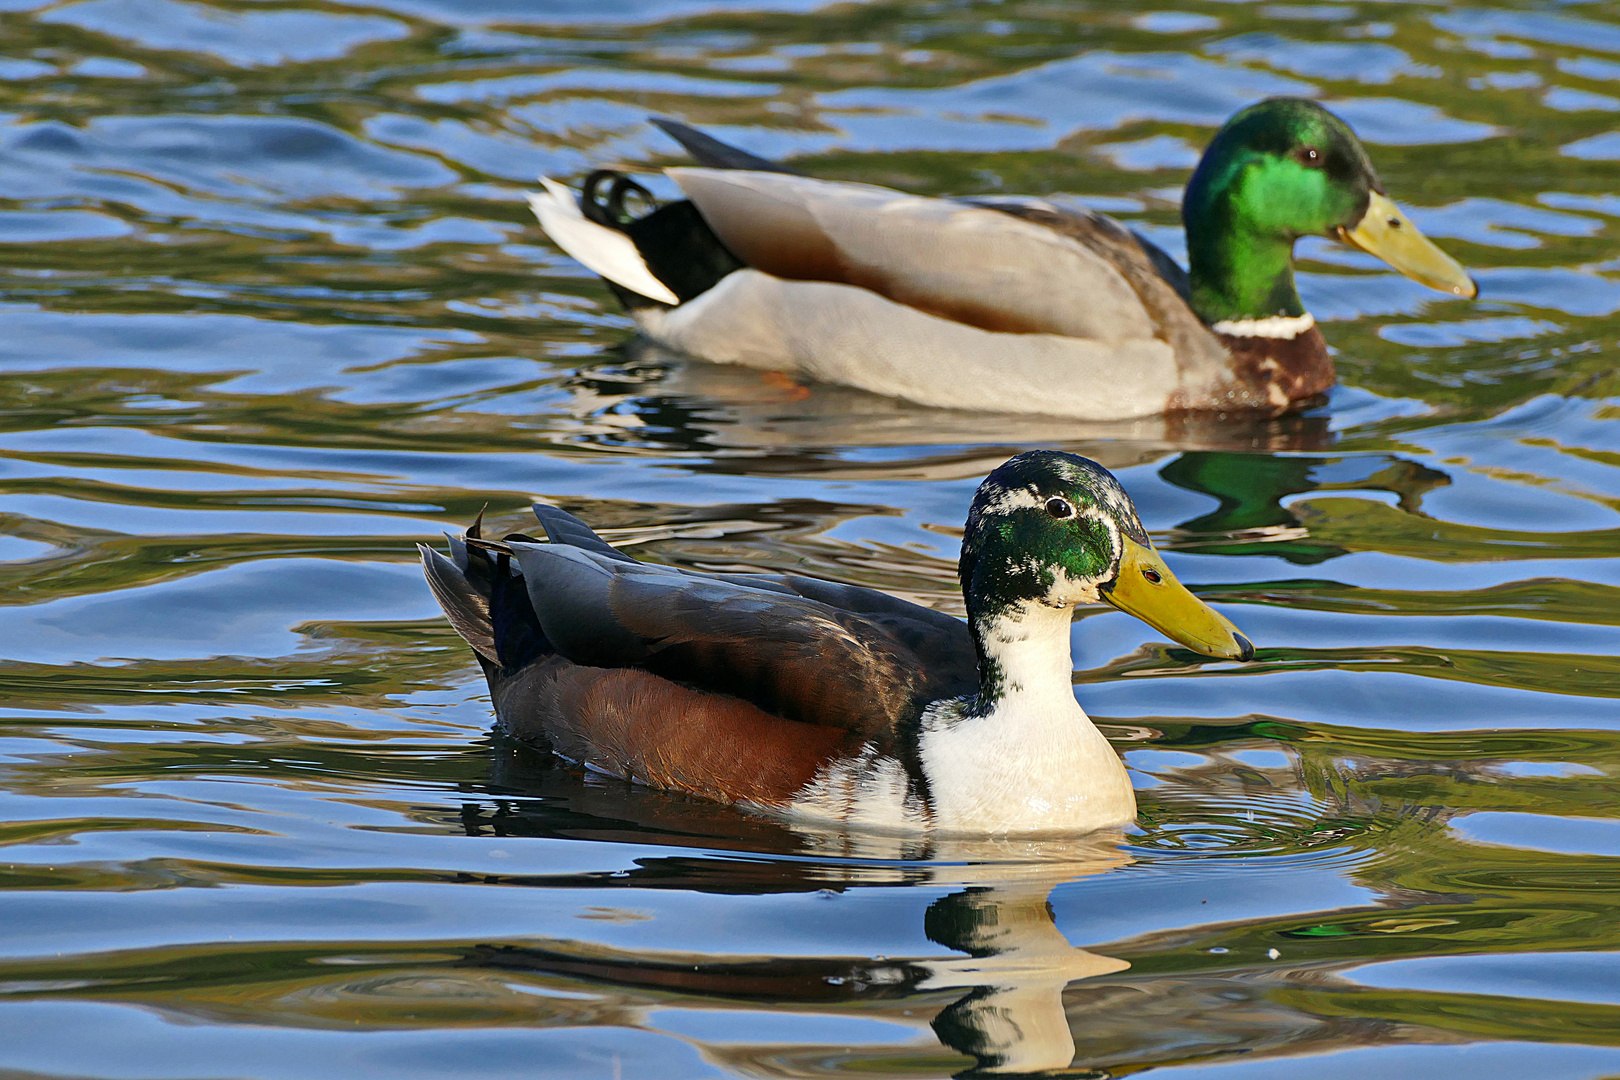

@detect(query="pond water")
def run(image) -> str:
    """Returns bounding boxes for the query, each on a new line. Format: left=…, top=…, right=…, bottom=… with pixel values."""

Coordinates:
left=3, top=0, right=1620, bottom=1076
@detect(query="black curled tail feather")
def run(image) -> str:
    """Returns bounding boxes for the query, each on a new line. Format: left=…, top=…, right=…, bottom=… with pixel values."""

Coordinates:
left=581, top=170, right=659, bottom=228
left=577, top=168, right=744, bottom=304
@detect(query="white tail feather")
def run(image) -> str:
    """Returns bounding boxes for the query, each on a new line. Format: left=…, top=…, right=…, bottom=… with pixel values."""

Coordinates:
left=526, top=177, right=680, bottom=305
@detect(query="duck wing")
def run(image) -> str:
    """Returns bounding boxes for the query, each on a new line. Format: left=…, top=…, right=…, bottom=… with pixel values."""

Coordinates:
left=505, top=538, right=971, bottom=740
left=646, top=120, right=1191, bottom=333
left=530, top=502, right=966, bottom=641
left=668, top=167, right=1169, bottom=344
left=748, top=573, right=977, bottom=676
left=964, top=195, right=1225, bottom=370
left=527, top=501, right=972, bottom=674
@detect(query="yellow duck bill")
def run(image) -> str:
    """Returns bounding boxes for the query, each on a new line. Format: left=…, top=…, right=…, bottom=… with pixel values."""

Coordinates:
left=1101, top=538, right=1254, bottom=661
left=1337, top=191, right=1477, bottom=299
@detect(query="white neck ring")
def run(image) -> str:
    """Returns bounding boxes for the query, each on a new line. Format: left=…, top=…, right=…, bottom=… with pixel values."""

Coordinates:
left=1211, top=312, right=1316, bottom=339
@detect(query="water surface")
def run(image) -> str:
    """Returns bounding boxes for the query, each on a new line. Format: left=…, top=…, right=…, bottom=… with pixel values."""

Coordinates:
left=2, top=0, right=1620, bottom=1076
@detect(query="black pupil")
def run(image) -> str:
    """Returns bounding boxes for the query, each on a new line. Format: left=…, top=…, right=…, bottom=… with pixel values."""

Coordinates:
left=1046, top=498, right=1072, bottom=518
left=1143, top=567, right=1162, bottom=584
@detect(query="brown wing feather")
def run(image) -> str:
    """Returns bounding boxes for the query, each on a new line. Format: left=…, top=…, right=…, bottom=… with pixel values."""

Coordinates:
left=508, top=540, right=966, bottom=740
left=966, top=197, right=1229, bottom=372
left=756, top=573, right=977, bottom=694
left=667, top=168, right=1156, bottom=342
left=494, top=658, right=855, bottom=807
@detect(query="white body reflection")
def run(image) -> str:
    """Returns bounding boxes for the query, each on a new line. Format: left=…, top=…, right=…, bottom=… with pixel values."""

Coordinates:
left=791, top=829, right=1130, bottom=1074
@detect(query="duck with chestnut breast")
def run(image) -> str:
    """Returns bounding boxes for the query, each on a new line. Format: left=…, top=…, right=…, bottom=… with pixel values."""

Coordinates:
left=420, top=451, right=1252, bottom=835
left=528, top=98, right=1475, bottom=420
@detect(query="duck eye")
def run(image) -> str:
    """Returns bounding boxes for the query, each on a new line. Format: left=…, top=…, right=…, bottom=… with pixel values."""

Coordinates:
left=1045, top=497, right=1075, bottom=519
left=1142, top=567, right=1163, bottom=585
left=1297, top=146, right=1321, bottom=167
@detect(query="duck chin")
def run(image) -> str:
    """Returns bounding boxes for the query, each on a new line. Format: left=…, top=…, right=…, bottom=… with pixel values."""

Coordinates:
left=1043, top=568, right=1101, bottom=610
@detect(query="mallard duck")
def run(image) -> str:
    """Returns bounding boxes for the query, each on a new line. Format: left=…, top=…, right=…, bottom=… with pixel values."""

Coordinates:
left=528, top=98, right=1475, bottom=419
left=420, top=450, right=1251, bottom=835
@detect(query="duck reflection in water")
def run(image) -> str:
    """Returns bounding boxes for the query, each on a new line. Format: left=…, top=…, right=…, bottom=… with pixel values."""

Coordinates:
left=565, top=339, right=1336, bottom=480
left=910, top=840, right=1133, bottom=1075
left=462, top=763, right=1131, bottom=1077
left=1161, top=450, right=1452, bottom=564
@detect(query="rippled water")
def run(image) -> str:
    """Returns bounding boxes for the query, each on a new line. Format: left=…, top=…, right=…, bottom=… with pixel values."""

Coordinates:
left=3, top=0, right=1620, bottom=1076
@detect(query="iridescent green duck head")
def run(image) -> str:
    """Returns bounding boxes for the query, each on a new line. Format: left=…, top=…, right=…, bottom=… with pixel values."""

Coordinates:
left=959, top=451, right=1252, bottom=677
left=1182, top=97, right=1476, bottom=327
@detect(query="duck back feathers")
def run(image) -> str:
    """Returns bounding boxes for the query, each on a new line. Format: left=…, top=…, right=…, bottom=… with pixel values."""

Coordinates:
left=670, top=168, right=1161, bottom=344
left=421, top=505, right=979, bottom=805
